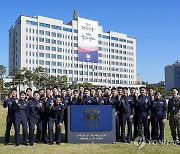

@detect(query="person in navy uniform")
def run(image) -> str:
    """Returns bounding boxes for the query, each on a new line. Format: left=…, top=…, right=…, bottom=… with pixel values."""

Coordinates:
left=12, top=91, right=29, bottom=146
left=95, top=88, right=108, bottom=105
left=118, top=87, right=134, bottom=143
left=67, top=87, right=73, bottom=106
left=109, top=87, right=119, bottom=141
left=90, top=87, right=96, bottom=99
left=148, top=88, right=155, bottom=140
left=103, top=87, right=110, bottom=105
left=28, top=91, right=44, bottom=146
left=52, top=87, right=59, bottom=98
left=71, top=90, right=81, bottom=105
left=136, top=87, right=151, bottom=142
left=48, top=95, right=64, bottom=145
left=167, top=88, right=180, bottom=143
left=78, top=85, right=84, bottom=99
left=26, top=88, right=33, bottom=101
left=3, top=88, right=18, bottom=145
left=81, top=88, right=96, bottom=105
left=61, top=88, right=69, bottom=142
left=39, top=89, right=45, bottom=100
left=42, top=88, right=54, bottom=143
left=129, top=87, right=138, bottom=140
left=151, top=91, right=166, bottom=142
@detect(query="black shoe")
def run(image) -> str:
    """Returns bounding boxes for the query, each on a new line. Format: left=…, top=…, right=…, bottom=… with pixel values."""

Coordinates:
left=43, top=141, right=48, bottom=144
left=49, top=142, right=53, bottom=145
left=15, top=144, right=20, bottom=147
left=4, top=142, right=9, bottom=145
left=35, top=139, right=40, bottom=143
left=29, top=143, right=34, bottom=146
left=23, top=143, right=28, bottom=146
left=127, top=140, right=131, bottom=143
left=56, top=142, right=61, bottom=145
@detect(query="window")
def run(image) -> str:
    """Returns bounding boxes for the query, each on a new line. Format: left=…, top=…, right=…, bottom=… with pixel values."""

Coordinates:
left=39, top=30, right=44, bottom=35
left=39, top=23, right=50, bottom=28
left=39, top=37, right=44, bottom=42
left=51, top=54, right=56, bottom=58
left=74, top=36, right=78, bottom=40
left=51, top=39, right=56, bottom=44
left=45, top=46, right=50, bottom=51
left=57, top=55, right=62, bottom=59
left=45, top=61, right=50, bottom=65
left=63, top=27, right=72, bottom=32
left=39, top=60, right=44, bottom=65
left=69, top=70, right=73, bottom=74
left=57, top=62, right=62, bottom=66
left=45, top=31, right=50, bottom=36
left=58, top=69, right=62, bottom=73
left=74, top=29, right=78, bottom=33
left=39, top=52, right=44, bottom=57
left=51, top=61, right=56, bottom=66
left=57, top=40, right=62, bottom=45
left=51, top=32, right=56, bottom=37
left=102, top=35, right=110, bottom=39
left=111, top=37, right=118, bottom=41
left=45, top=53, right=50, bottom=58
left=57, top=33, right=62, bottom=38
left=51, top=25, right=62, bottom=30
left=26, top=20, right=38, bottom=26
left=74, top=43, right=78, bottom=47
left=39, top=45, right=44, bottom=50
left=57, top=47, right=62, bottom=52
left=52, top=69, right=56, bottom=73
left=51, top=47, right=56, bottom=51
left=45, top=38, right=50, bottom=43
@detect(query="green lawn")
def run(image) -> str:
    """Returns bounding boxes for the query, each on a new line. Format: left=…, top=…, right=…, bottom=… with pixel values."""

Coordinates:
left=0, top=107, right=180, bottom=154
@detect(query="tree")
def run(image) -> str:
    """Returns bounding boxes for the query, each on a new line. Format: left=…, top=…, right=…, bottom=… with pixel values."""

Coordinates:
left=0, top=65, right=6, bottom=78
left=0, top=65, right=6, bottom=100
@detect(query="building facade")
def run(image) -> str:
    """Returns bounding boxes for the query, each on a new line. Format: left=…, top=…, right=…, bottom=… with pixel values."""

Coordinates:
left=9, top=12, right=139, bottom=88
left=165, top=61, right=180, bottom=91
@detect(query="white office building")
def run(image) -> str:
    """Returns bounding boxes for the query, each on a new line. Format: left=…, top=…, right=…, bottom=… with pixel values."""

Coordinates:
left=9, top=11, right=140, bottom=88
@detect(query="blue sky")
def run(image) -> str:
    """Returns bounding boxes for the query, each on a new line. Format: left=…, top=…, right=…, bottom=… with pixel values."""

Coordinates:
left=0, top=0, right=179, bottom=83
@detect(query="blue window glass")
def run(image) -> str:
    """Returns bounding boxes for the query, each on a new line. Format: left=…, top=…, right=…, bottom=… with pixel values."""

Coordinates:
left=45, top=53, right=50, bottom=58
left=63, top=27, right=72, bottom=32
left=26, top=20, right=38, bottom=26
left=39, top=45, right=44, bottom=50
left=39, top=52, right=44, bottom=57
left=45, top=61, right=50, bottom=65
left=51, top=54, right=56, bottom=58
left=57, top=62, right=62, bottom=66
left=51, top=61, right=56, bottom=66
left=45, top=46, right=50, bottom=50
left=51, top=25, right=62, bottom=30
left=39, top=30, right=44, bottom=35
left=39, top=60, right=44, bottom=65
left=52, top=47, right=56, bottom=51
left=51, top=32, right=56, bottom=37
left=39, top=37, right=44, bottom=42
left=102, top=35, right=110, bottom=39
left=52, top=69, right=56, bottom=73
left=39, top=23, right=50, bottom=28
left=74, top=29, right=78, bottom=33
left=46, top=38, right=50, bottom=43
left=57, top=55, right=62, bottom=59
left=58, top=69, right=62, bottom=74
left=111, top=37, right=118, bottom=41
left=57, top=33, right=62, bottom=38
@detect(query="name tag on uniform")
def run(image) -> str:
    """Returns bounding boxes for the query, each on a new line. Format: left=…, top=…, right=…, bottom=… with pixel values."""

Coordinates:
left=173, top=107, right=176, bottom=111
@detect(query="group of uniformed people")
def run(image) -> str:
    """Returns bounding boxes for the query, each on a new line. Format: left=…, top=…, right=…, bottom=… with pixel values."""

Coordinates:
left=3, top=86, right=180, bottom=146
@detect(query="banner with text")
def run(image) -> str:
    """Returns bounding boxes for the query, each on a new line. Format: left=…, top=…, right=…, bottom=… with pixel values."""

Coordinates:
left=78, top=17, right=98, bottom=63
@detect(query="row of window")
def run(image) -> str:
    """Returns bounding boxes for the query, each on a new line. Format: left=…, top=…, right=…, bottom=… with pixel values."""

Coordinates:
left=26, top=20, right=78, bottom=33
